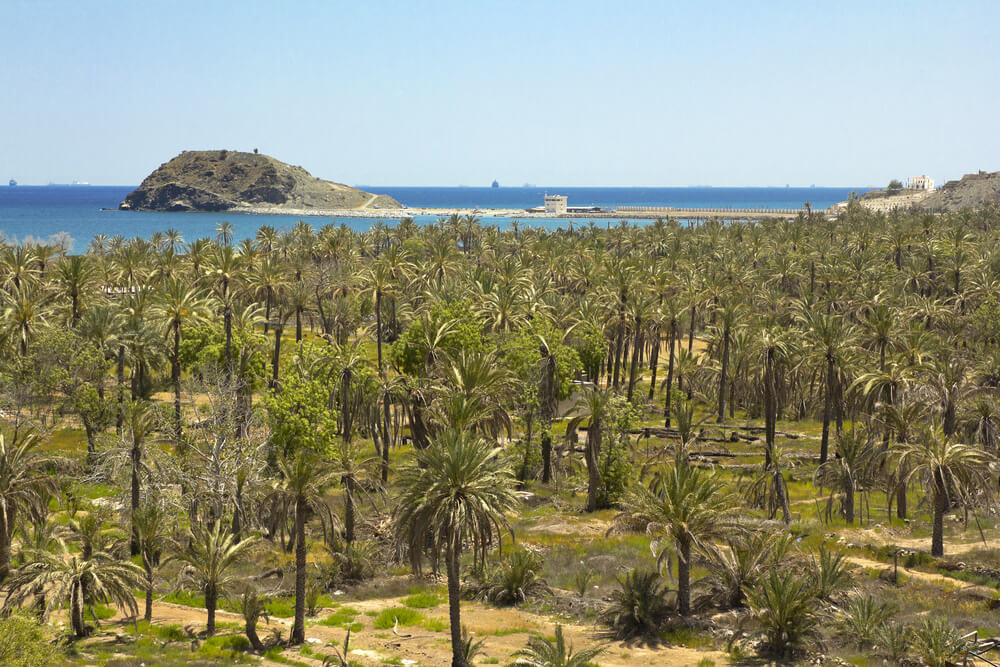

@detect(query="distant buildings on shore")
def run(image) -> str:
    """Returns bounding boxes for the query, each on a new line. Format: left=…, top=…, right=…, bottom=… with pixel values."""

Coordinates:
left=525, top=194, right=604, bottom=215
left=907, top=175, right=934, bottom=190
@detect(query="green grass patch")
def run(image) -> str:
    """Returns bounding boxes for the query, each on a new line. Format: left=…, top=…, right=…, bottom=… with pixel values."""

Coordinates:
left=421, top=616, right=448, bottom=632
left=403, top=591, right=443, bottom=608
left=372, top=606, right=424, bottom=629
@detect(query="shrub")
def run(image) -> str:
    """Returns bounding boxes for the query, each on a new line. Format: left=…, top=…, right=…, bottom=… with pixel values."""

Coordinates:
left=599, top=569, right=673, bottom=641
left=510, top=624, right=604, bottom=667
left=836, top=593, right=894, bottom=648
left=466, top=549, right=550, bottom=605
left=809, top=543, right=851, bottom=601
left=874, top=621, right=911, bottom=665
left=0, top=615, right=60, bottom=667
left=572, top=570, right=594, bottom=597
left=911, top=618, right=966, bottom=667
left=744, top=569, right=818, bottom=658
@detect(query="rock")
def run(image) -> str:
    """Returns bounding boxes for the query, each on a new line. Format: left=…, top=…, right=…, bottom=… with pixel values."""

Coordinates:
left=120, top=150, right=401, bottom=212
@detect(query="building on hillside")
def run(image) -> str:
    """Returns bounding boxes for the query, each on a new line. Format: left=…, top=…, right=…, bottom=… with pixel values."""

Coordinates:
left=544, top=194, right=568, bottom=214
left=907, top=175, right=934, bottom=190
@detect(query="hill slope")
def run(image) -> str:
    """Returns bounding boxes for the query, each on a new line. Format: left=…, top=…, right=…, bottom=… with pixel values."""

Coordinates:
left=120, top=150, right=400, bottom=212
left=922, top=170, right=1000, bottom=212
left=853, top=170, right=1000, bottom=213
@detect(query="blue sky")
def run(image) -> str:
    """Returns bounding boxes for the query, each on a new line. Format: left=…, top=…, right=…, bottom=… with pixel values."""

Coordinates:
left=2, top=0, right=998, bottom=186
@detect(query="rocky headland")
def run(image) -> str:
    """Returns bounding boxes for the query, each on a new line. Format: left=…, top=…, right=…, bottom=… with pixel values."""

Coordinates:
left=119, top=150, right=400, bottom=212
left=847, top=169, right=1000, bottom=214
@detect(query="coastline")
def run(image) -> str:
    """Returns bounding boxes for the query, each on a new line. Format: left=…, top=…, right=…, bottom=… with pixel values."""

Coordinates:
left=229, top=205, right=824, bottom=220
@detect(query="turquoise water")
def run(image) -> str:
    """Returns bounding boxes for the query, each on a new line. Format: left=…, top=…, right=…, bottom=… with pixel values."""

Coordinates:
left=0, top=185, right=869, bottom=250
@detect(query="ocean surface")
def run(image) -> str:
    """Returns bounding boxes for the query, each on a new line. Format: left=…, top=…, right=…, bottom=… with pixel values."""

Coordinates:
left=0, top=185, right=870, bottom=250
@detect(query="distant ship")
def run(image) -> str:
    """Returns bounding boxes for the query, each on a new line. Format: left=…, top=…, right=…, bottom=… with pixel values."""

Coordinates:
left=8, top=179, right=15, bottom=187
left=491, top=180, right=499, bottom=188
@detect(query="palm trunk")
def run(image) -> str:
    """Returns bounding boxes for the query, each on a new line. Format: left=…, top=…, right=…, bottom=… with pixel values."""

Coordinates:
left=270, top=324, right=283, bottom=391
left=677, top=536, right=692, bottom=616
left=687, top=304, right=696, bottom=352
left=612, top=318, right=624, bottom=389
left=144, top=564, right=154, bottom=622
left=172, top=321, right=182, bottom=438
left=246, top=615, right=264, bottom=651
left=375, top=290, right=383, bottom=373
left=932, top=478, right=946, bottom=557
left=664, top=320, right=676, bottom=427
left=116, top=346, right=126, bottom=432
left=345, top=476, right=356, bottom=543
left=0, top=507, right=10, bottom=583
left=626, top=323, right=641, bottom=400
left=896, top=482, right=907, bottom=520
left=71, top=581, right=86, bottom=637
left=820, top=355, right=833, bottom=463
left=446, top=533, right=467, bottom=667
left=585, top=420, right=603, bottom=512
left=224, top=305, right=233, bottom=381
left=647, top=325, right=660, bottom=400
left=131, top=441, right=141, bottom=556
left=541, top=433, right=552, bottom=484
left=717, top=326, right=730, bottom=422
left=295, top=308, right=302, bottom=343
left=206, top=584, right=218, bottom=636
left=291, top=493, right=307, bottom=644
left=381, top=394, right=391, bottom=483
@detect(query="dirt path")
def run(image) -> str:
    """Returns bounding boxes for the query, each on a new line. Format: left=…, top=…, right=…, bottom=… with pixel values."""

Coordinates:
left=850, top=527, right=1000, bottom=555
left=359, top=193, right=379, bottom=210
left=844, top=555, right=996, bottom=596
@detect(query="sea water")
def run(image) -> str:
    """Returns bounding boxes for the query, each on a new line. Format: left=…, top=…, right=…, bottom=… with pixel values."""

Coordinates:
left=0, top=185, right=869, bottom=251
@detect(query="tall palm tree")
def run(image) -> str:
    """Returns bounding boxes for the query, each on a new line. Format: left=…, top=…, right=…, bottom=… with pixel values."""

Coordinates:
left=1, top=282, right=51, bottom=355
left=896, top=425, right=997, bottom=556
left=152, top=278, right=211, bottom=436
left=799, top=309, right=855, bottom=463
left=613, top=454, right=737, bottom=615
left=0, top=429, right=59, bottom=582
left=133, top=497, right=173, bottom=622
left=175, top=523, right=257, bottom=635
left=565, top=387, right=611, bottom=512
left=273, top=450, right=338, bottom=644
left=394, top=430, right=518, bottom=667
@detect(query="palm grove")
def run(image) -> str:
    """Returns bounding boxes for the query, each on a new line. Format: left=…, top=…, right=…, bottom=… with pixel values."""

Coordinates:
left=1, top=201, right=1000, bottom=664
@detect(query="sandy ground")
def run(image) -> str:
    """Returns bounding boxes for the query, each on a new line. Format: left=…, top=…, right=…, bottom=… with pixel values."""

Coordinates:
left=85, top=594, right=728, bottom=667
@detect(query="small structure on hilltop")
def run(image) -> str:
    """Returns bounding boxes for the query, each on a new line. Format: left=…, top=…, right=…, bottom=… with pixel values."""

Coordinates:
left=907, top=175, right=934, bottom=190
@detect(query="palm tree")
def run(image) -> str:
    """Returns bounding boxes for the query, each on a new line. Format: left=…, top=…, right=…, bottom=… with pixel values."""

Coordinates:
left=55, top=255, right=98, bottom=327
left=273, top=450, right=338, bottom=644
left=614, top=455, right=738, bottom=615
left=152, top=278, right=211, bottom=436
left=510, top=624, right=605, bottom=667
left=0, top=282, right=51, bottom=355
left=133, top=498, right=173, bottom=622
left=0, top=429, right=58, bottom=582
left=896, top=425, right=997, bottom=556
left=394, top=430, right=518, bottom=667
left=565, top=387, right=611, bottom=512
left=3, top=541, right=143, bottom=638
left=813, top=429, right=877, bottom=525
left=175, top=523, right=257, bottom=635
left=799, top=309, right=854, bottom=463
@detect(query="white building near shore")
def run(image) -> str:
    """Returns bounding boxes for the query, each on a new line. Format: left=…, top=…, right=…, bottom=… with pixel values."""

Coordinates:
left=907, top=175, right=934, bottom=190
left=544, top=194, right=567, bottom=214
